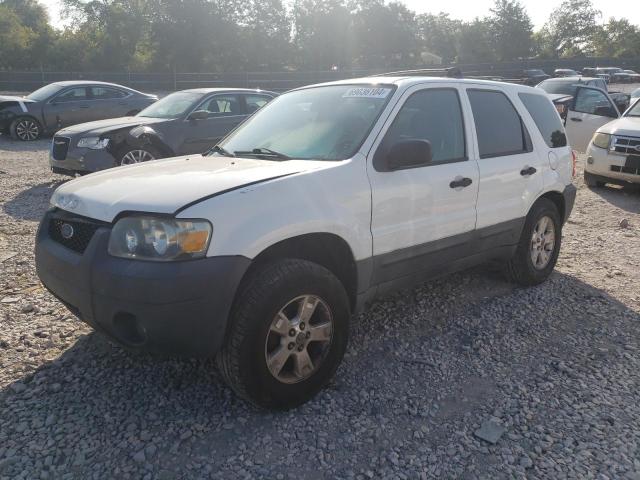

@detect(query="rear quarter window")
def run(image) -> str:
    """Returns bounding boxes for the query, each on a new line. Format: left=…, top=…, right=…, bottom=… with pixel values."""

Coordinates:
left=518, top=93, right=567, bottom=148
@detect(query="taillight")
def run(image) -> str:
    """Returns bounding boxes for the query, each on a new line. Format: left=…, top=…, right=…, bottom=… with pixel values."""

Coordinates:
left=571, top=150, right=577, bottom=178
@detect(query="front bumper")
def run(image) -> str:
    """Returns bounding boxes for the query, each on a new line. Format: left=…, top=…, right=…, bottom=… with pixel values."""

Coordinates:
left=585, top=145, right=640, bottom=185
left=35, top=210, right=251, bottom=357
left=49, top=140, right=118, bottom=175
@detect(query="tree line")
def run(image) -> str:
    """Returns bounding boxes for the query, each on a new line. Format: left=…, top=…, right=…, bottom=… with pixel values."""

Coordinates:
left=1, top=0, right=639, bottom=73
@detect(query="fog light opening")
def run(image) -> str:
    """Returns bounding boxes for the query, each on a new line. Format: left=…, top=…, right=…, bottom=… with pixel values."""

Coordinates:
left=112, top=312, right=146, bottom=346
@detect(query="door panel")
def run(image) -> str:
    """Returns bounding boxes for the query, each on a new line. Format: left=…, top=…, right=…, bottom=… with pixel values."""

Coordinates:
left=44, top=87, right=91, bottom=130
left=465, top=88, right=545, bottom=230
left=367, top=85, right=479, bottom=282
left=565, top=86, right=619, bottom=152
left=180, top=94, right=246, bottom=154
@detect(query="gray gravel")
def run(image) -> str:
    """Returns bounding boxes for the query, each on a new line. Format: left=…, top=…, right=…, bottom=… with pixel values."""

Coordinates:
left=1, top=134, right=640, bottom=479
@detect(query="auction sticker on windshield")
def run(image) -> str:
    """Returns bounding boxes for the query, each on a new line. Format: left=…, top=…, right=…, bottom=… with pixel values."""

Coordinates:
left=342, top=87, right=392, bottom=99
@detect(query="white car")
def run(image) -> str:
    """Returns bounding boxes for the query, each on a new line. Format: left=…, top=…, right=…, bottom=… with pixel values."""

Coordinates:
left=585, top=97, right=640, bottom=187
left=35, top=77, right=576, bottom=408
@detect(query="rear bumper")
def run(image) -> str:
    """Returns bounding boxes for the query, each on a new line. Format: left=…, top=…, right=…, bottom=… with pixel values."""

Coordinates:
left=35, top=210, right=251, bottom=357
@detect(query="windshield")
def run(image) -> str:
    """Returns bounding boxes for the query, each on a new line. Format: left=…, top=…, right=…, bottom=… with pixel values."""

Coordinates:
left=626, top=99, right=640, bottom=117
left=217, top=84, right=395, bottom=161
left=27, top=84, right=64, bottom=101
left=537, top=80, right=578, bottom=96
left=137, top=91, right=202, bottom=119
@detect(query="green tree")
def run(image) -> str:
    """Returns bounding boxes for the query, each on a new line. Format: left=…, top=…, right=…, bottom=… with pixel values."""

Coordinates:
left=0, top=0, right=54, bottom=68
left=591, top=18, right=640, bottom=58
left=243, top=0, right=291, bottom=70
left=541, top=0, right=601, bottom=57
left=488, top=0, right=533, bottom=61
left=416, top=13, right=461, bottom=64
left=0, top=5, right=37, bottom=69
left=458, top=19, right=496, bottom=63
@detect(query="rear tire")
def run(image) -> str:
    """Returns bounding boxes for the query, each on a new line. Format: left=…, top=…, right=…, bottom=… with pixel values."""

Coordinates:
left=217, top=259, right=350, bottom=410
left=10, top=117, right=42, bottom=141
left=584, top=171, right=605, bottom=188
left=505, top=198, right=561, bottom=286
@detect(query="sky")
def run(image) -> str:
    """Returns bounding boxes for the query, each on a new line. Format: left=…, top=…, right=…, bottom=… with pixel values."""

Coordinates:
left=40, top=0, right=640, bottom=29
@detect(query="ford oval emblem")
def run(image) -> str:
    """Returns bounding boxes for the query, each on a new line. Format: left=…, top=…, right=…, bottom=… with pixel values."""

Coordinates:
left=60, top=223, right=74, bottom=240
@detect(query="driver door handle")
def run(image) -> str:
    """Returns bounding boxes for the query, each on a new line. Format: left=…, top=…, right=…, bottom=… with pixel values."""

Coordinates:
left=449, top=177, right=473, bottom=189
left=569, top=117, right=582, bottom=122
left=520, top=166, right=537, bottom=176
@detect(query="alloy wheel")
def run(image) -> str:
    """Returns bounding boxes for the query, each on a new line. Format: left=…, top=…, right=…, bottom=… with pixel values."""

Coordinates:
left=15, top=119, right=39, bottom=141
left=530, top=215, right=556, bottom=270
left=264, top=295, right=333, bottom=384
left=121, top=149, right=155, bottom=165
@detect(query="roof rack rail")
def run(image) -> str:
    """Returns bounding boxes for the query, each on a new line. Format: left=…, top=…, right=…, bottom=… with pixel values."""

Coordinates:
left=378, top=67, right=463, bottom=79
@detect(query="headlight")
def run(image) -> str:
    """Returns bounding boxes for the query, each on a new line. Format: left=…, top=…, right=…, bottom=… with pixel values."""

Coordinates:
left=77, top=137, right=109, bottom=149
left=129, top=125, right=155, bottom=138
left=108, top=216, right=212, bottom=261
left=591, top=132, right=611, bottom=149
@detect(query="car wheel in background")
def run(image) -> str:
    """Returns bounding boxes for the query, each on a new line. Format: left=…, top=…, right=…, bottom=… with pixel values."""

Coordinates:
left=584, top=171, right=606, bottom=188
left=10, top=117, right=42, bottom=141
left=505, top=198, right=562, bottom=286
left=118, top=147, right=160, bottom=166
left=217, top=259, right=350, bottom=409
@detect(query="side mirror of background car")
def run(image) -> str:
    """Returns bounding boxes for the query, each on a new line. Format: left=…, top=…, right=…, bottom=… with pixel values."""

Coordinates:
left=188, top=110, right=209, bottom=121
left=385, top=139, right=432, bottom=171
left=594, top=105, right=618, bottom=118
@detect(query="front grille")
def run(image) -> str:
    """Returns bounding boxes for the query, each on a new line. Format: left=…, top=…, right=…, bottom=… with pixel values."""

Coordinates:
left=611, top=135, right=640, bottom=157
left=48, top=216, right=102, bottom=254
left=611, top=165, right=640, bottom=176
left=52, top=137, right=70, bottom=161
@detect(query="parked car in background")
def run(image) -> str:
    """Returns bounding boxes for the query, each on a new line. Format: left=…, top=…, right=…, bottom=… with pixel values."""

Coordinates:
left=631, top=88, right=640, bottom=103
left=50, top=88, right=277, bottom=175
left=554, top=69, right=579, bottom=77
left=537, top=76, right=629, bottom=116
left=0, top=81, right=157, bottom=141
left=584, top=98, right=640, bottom=187
left=522, top=69, right=551, bottom=86
left=623, top=70, right=640, bottom=82
left=36, top=77, right=576, bottom=408
left=597, top=67, right=631, bottom=83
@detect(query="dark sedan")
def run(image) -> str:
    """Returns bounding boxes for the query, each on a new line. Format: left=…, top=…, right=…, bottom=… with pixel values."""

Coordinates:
left=0, top=81, right=157, bottom=141
left=49, top=88, right=277, bottom=175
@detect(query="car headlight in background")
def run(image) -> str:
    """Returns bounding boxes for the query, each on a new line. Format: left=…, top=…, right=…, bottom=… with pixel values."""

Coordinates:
left=77, top=137, right=109, bottom=149
left=108, top=216, right=212, bottom=261
left=591, top=132, right=611, bottom=149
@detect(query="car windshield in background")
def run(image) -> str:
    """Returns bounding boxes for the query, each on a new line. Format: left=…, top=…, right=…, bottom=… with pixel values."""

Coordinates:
left=217, top=84, right=395, bottom=161
left=537, top=80, right=578, bottom=96
left=137, top=92, right=201, bottom=119
left=26, top=84, right=64, bottom=101
left=526, top=70, right=545, bottom=76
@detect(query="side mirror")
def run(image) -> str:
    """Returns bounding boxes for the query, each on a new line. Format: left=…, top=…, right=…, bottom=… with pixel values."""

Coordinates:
left=594, top=105, right=618, bottom=118
left=188, top=110, right=209, bottom=121
left=383, top=139, right=432, bottom=171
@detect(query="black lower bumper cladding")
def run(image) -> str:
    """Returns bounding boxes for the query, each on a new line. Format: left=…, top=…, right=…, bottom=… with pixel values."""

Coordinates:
left=35, top=210, right=251, bottom=357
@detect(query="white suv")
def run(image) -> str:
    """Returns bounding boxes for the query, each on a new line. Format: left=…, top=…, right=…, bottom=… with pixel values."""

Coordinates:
left=585, top=97, right=640, bottom=187
left=36, top=77, right=576, bottom=408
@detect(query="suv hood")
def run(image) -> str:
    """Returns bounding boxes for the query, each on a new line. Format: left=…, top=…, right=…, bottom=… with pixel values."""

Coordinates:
left=597, top=116, right=640, bottom=136
left=50, top=155, right=332, bottom=222
left=57, top=116, right=167, bottom=136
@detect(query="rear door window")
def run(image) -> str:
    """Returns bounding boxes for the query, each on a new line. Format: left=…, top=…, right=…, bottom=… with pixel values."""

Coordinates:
left=197, top=95, right=243, bottom=117
left=53, top=87, right=89, bottom=103
left=245, top=94, right=273, bottom=114
left=90, top=86, right=128, bottom=99
left=518, top=93, right=567, bottom=148
left=467, top=89, right=531, bottom=158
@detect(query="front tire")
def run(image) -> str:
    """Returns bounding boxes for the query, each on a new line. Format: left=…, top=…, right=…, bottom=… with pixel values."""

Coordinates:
left=10, top=117, right=42, bottom=141
left=584, top=171, right=605, bottom=188
left=505, top=198, right=562, bottom=286
left=217, top=259, right=350, bottom=410
left=118, top=146, right=160, bottom=166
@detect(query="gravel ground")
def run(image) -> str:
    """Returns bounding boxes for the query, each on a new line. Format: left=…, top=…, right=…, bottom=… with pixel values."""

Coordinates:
left=1, top=135, right=640, bottom=480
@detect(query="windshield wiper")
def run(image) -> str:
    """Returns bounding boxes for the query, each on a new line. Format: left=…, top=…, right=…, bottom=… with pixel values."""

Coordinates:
left=234, top=147, right=290, bottom=160
left=206, top=145, right=235, bottom=157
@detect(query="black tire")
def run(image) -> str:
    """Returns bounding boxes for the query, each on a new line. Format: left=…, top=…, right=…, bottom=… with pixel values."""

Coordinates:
left=117, top=145, right=162, bottom=166
left=584, top=171, right=605, bottom=188
left=10, top=117, right=42, bottom=141
left=217, top=259, right=350, bottom=410
left=505, top=198, right=562, bottom=286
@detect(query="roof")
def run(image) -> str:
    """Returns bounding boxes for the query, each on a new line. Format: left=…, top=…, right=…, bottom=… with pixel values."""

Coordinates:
left=298, top=75, right=542, bottom=94
left=177, top=88, right=278, bottom=95
left=541, top=76, right=601, bottom=82
left=52, top=80, right=130, bottom=87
